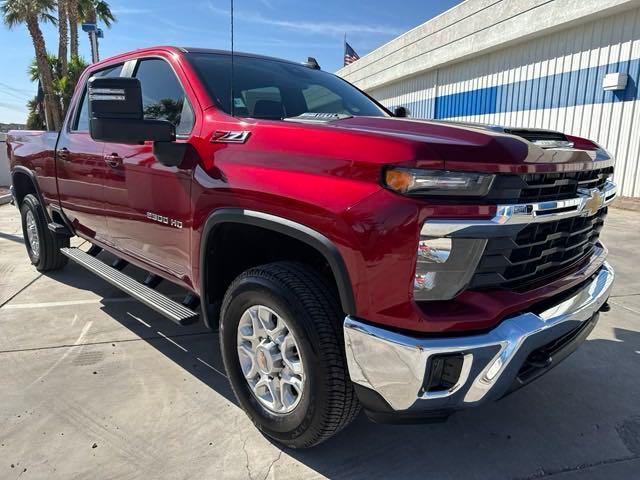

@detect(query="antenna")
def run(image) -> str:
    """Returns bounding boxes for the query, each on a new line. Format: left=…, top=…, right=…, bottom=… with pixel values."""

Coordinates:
left=230, top=0, right=235, bottom=117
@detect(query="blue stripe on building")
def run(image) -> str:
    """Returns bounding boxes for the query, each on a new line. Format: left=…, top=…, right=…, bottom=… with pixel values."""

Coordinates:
left=403, top=58, right=640, bottom=119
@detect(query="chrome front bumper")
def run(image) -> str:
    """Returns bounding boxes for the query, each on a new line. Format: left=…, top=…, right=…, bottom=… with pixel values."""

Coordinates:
left=344, top=262, right=614, bottom=413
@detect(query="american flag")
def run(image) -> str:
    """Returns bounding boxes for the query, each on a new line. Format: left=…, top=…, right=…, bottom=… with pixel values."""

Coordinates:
left=344, top=42, right=360, bottom=66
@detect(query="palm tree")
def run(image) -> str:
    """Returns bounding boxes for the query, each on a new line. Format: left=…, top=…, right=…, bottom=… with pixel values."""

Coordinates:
left=29, top=53, right=87, bottom=113
left=1, top=0, right=62, bottom=130
left=67, top=0, right=78, bottom=59
left=57, top=0, right=68, bottom=77
left=26, top=95, right=46, bottom=129
left=77, top=0, right=114, bottom=62
left=58, top=55, right=87, bottom=111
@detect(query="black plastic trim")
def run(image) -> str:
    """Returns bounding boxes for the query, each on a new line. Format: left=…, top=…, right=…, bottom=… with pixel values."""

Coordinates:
left=503, top=312, right=600, bottom=397
left=199, top=208, right=357, bottom=329
left=11, top=166, right=52, bottom=223
left=354, top=385, right=451, bottom=424
left=49, top=203, right=76, bottom=236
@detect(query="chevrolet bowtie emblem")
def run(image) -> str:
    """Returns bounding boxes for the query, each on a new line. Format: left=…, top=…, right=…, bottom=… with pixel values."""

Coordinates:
left=581, top=189, right=604, bottom=217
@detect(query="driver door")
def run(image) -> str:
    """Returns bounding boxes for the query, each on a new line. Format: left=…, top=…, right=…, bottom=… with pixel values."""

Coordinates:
left=56, top=63, right=124, bottom=242
left=102, top=56, right=196, bottom=282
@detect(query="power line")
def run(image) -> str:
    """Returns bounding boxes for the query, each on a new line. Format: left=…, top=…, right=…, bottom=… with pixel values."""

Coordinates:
left=0, top=81, right=35, bottom=96
left=0, top=89, right=31, bottom=103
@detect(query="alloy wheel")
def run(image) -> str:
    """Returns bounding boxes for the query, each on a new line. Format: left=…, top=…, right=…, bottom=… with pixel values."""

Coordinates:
left=25, top=210, right=40, bottom=261
left=236, top=305, right=305, bottom=414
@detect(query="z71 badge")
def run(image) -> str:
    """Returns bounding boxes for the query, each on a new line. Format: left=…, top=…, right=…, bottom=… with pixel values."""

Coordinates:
left=147, top=212, right=183, bottom=229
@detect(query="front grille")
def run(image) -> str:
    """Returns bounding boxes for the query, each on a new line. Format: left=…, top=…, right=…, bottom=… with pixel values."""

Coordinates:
left=483, top=167, right=614, bottom=204
left=470, top=208, right=607, bottom=290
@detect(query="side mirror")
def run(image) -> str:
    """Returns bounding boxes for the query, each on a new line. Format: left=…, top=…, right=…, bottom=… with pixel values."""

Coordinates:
left=393, top=106, right=410, bottom=118
left=88, top=77, right=175, bottom=144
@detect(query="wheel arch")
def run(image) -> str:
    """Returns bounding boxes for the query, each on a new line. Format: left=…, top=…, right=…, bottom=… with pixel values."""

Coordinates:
left=11, top=167, right=52, bottom=221
left=199, top=208, right=356, bottom=329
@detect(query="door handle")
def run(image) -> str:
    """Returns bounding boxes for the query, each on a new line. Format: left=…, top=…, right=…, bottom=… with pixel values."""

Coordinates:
left=104, top=153, right=123, bottom=168
left=58, top=147, right=70, bottom=161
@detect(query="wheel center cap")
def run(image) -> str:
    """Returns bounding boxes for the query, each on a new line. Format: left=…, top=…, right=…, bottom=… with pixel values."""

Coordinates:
left=256, top=349, right=269, bottom=372
left=255, top=343, right=281, bottom=375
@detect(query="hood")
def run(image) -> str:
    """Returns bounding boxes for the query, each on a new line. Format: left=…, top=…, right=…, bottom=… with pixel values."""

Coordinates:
left=312, top=116, right=613, bottom=173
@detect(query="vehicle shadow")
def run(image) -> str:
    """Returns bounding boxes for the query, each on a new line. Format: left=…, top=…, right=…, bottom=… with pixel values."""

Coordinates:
left=44, top=253, right=237, bottom=406
left=285, top=325, right=640, bottom=480
left=44, top=258, right=640, bottom=480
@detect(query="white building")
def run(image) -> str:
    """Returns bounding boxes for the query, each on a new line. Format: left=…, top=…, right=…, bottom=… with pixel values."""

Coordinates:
left=338, top=0, right=640, bottom=198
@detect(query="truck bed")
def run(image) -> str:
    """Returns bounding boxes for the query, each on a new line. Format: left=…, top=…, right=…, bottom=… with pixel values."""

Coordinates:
left=8, top=130, right=60, bottom=206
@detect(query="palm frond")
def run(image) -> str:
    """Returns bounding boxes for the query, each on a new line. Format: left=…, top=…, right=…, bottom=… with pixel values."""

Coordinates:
left=39, top=11, right=57, bottom=24
left=1, top=0, right=25, bottom=28
left=76, top=0, right=115, bottom=27
left=94, top=0, right=114, bottom=27
left=2, top=0, right=57, bottom=27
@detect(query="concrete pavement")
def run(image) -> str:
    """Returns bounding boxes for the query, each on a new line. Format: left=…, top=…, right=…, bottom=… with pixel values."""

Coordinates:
left=1, top=202, right=639, bottom=479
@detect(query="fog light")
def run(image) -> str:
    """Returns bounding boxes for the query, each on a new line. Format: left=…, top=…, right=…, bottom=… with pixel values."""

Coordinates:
left=484, top=357, right=503, bottom=381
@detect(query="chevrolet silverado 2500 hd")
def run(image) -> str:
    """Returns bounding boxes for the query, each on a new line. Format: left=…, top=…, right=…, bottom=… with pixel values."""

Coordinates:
left=8, top=46, right=616, bottom=448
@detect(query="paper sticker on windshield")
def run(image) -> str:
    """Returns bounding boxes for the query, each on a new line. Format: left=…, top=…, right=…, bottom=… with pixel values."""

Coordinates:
left=234, top=97, right=246, bottom=108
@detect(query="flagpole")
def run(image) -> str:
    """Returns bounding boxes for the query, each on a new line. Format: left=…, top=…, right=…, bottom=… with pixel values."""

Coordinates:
left=343, top=33, right=346, bottom=67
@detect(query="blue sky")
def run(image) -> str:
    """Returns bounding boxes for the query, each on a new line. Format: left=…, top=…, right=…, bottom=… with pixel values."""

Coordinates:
left=0, top=0, right=461, bottom=124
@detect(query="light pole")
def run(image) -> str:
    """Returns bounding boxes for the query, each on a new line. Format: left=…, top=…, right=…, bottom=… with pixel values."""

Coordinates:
left=81, top=23, right=104, bottom=63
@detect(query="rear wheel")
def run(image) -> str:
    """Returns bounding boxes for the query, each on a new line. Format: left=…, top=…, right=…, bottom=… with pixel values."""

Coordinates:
left=20, top=194, right=69, bottom=271
left=220, top=262, right=359, bottom=448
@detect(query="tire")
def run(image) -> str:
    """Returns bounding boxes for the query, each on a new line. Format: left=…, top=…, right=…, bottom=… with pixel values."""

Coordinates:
left=220, top=261, right=360, bottom=448
left=20, top=194, right=69, bottom=272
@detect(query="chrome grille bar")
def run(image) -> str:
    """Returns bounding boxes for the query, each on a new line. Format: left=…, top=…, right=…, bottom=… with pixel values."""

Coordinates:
left=423, top=180, right=616, bottom=238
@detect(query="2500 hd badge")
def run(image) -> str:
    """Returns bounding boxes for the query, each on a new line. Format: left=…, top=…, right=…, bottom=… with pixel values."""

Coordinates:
left=147, top=212, right=183, bottom=229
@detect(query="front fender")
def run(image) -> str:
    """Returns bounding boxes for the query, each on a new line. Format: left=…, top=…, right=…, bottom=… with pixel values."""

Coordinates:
left=198, top=208, right=357, bottom=329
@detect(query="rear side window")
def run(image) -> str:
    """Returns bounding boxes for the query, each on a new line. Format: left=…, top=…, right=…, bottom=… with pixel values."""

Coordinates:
left=134, top=58, right=194, bottom=136
left=72, top=64, right=123, bottom=132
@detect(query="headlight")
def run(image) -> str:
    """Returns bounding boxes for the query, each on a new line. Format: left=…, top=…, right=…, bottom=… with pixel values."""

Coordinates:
left=384, top=168, right=494, bottom=196
left=414, top=237, right=487, bottom=301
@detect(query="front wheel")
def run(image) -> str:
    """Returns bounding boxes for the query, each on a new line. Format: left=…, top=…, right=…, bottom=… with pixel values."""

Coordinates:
left=219, top=262, right=360, bottom=448
left=19, top=194, right=69, bottom=271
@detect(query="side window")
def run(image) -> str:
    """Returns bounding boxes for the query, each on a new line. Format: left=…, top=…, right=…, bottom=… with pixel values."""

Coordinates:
left=134, top=58, right=194, bottom=136
left=72, top=64, right=123, bottom=132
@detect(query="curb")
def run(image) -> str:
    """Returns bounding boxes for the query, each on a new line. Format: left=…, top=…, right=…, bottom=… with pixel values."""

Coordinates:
left=0, top=194, right=12, bottom=205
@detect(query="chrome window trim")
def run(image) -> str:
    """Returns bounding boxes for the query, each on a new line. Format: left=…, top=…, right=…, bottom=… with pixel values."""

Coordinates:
left=422, top=180, right=616, bottom=237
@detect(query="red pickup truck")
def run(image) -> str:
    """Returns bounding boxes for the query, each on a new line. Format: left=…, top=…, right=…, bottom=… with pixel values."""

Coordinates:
left=8, top=46, right=616, bottom=448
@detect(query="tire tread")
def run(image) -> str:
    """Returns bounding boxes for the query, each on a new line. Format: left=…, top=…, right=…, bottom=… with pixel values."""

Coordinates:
left=221, top=261, right=360, bottom=448
left=20, top=194, right=69, bottom=272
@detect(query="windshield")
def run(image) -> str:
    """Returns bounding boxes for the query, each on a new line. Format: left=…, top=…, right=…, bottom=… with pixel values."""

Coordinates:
left=186, top=52, right=388, bottom=120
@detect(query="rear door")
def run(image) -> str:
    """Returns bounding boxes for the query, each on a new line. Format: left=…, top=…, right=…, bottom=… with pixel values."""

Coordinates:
left=102, top=56, right=196, bottom=282
left=56, top=64, right=123, bottom=241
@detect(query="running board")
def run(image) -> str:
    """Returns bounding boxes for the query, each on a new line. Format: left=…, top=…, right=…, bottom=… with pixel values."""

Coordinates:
left=60, top=247, right=199, bottom=326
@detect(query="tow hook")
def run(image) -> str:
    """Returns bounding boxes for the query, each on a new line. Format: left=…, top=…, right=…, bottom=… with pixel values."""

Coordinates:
left=600, top=302, right=611, bottom=312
